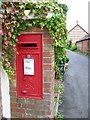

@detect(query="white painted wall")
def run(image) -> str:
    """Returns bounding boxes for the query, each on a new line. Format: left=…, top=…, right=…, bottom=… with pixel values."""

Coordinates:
left=68, top=25, right=88, bottom=44
left=0, top=63, right=11, bottom=118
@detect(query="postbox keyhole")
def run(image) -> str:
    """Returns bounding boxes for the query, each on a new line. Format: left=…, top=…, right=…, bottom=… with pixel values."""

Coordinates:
left=22, top=90, right=27, bottom=94
left=27, top=54, right=30, bottom=58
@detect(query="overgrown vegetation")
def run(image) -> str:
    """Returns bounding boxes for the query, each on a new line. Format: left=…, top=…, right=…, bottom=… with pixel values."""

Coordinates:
left=75, top=50, right=90, bottom=56
left=1, top=1, right=68, bottom=119
left=66, top=39, right=72, bottom=49
left=54, top=78, right=65, bottom=119
left=55, top=62, right=63, bottom=80
left=56, top=111, right=64, bottom=120
left=54, top=84, right=64, bottom=94
left=1, top=1, right=68, bottom=80
left=70, top=44, right=77, bottom=51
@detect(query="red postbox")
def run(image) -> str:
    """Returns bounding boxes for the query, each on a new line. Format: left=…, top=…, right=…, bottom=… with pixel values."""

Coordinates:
left=16, top=34, right=42, bottom=99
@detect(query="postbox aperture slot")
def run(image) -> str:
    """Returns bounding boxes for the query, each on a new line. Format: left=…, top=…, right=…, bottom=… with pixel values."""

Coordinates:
left=19, top=43, right=37, bottom=48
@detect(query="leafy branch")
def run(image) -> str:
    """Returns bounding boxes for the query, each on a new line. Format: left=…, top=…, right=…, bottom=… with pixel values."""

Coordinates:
left=2, top=1, right=68, bottom=80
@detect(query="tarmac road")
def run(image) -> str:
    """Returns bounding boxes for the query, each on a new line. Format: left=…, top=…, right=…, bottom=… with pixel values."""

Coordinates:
left=61, top=50, right=88, bottom=118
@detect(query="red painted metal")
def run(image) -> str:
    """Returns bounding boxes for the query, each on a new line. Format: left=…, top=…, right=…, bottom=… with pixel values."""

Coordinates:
left=16, top=34, right=42, bottom=99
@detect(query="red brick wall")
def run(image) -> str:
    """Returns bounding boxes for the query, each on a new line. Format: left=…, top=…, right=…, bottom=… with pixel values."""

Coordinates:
left=10, top=27, right=55, bottom=118
left=82, top=40, right=88, bottom=53
left=77, top=40, right=90, bottom=54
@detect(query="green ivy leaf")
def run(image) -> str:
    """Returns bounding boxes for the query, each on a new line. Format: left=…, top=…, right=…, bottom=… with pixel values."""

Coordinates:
left=2, top=1, right=68, bottom=80
left=25, top=23, right=32, bottom=27
left=12, top=35, right=16, bottom=39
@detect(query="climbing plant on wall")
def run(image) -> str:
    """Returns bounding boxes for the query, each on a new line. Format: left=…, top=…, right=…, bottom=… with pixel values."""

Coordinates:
left=1, top=1, right=68, bottom=80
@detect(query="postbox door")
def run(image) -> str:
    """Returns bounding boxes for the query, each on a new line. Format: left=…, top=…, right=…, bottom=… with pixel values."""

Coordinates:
left=17, top=53, right=42, bottom=98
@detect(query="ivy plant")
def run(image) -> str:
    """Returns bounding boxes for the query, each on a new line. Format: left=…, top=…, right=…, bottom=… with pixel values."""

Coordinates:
left=1, top=1, right=68, bottom=80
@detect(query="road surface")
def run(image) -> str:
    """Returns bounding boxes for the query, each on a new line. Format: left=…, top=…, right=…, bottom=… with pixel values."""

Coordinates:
left=61, top=50, right=88, bottom=118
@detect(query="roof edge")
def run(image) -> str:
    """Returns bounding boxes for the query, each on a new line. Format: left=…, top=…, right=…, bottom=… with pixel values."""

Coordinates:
left=76, top=34, right=90, bottom=43
left=68, top=24, right=88, bottom=34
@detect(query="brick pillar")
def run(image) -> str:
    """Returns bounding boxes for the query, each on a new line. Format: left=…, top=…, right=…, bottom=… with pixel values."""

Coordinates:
left=10, top=27, right=55, bottom=118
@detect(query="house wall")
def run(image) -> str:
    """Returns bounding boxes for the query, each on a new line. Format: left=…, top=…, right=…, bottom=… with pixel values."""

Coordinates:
left=68, top=25, right=88, bottom=44
left=76, top=40, right=90, bottom=54
left=1, top=67, right=11, bottom=118
left=82, top=40, right=88, bottom=53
